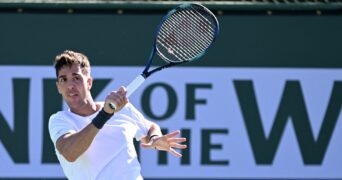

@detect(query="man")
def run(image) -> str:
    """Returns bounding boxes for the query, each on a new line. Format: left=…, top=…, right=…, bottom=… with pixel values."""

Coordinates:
left=48, top=50, right=187, bottom=180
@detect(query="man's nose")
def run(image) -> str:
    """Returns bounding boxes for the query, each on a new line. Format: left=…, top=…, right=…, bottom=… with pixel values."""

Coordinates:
left=66, top=80, right=76, bottom=89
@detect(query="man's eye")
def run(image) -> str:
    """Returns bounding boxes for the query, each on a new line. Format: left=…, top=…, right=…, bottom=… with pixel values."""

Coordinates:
left=59, top=78, right=66, bottom=83
left=74, top=76, right=81, bottom=81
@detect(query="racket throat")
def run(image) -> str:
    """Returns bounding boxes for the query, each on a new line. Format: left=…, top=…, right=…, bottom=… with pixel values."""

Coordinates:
left=141, top=72, right=149, bottom=79
left=126, top=74, right=146, bottom=97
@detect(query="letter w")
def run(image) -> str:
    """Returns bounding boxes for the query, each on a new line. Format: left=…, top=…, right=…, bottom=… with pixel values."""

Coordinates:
left=234, top=80, right=341, bottom=165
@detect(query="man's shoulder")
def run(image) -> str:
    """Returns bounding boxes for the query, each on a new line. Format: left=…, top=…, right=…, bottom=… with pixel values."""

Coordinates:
left=49, top=110, right=71, bottom=123
left=50, top=110, right=68, bottom=118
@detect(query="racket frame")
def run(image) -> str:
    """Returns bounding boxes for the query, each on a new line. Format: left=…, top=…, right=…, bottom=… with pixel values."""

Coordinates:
left=109, top=3, right=219, bottom=109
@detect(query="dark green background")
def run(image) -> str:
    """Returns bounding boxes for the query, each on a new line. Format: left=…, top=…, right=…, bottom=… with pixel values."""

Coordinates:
left=0, top=3, right=341, bottom=68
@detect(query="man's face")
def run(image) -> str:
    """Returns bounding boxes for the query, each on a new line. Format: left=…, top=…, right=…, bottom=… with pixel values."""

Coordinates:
left=56, top=64, right=92, bottom=109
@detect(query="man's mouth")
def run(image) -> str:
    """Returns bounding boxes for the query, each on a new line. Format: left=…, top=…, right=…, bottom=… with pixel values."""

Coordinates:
left=68, top=93, right=78, bottom=97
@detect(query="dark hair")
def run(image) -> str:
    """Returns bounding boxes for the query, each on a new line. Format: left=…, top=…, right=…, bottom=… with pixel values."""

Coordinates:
left=54, top=50, right=91, bottom=78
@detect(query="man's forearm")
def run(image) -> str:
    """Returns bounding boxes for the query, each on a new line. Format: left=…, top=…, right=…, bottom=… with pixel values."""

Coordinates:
left=56, top=123, right=99, bottom=162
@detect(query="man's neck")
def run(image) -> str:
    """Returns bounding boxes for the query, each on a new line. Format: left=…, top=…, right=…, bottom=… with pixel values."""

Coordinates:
left=70, top=100, right=100, bottom=117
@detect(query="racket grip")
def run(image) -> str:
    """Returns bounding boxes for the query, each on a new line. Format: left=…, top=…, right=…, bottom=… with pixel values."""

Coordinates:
left=126, top=74, right=146, bottom=97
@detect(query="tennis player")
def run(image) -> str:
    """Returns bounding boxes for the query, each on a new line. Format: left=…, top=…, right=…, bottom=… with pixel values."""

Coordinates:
left=48, top=50, right=187, bottom=180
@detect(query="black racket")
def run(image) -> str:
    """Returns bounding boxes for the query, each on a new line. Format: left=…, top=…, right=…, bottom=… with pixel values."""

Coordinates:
left=110, top=3, right=219, bottom=110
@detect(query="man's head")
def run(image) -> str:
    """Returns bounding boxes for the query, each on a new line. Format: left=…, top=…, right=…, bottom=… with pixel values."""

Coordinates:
left=54, top=50, right=94, bottom=111
left=54, top=50, right=91, bottom=78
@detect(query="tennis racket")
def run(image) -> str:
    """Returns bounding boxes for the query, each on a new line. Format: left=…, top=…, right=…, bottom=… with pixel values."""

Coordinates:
left=110, top=3, right=219, bottom=110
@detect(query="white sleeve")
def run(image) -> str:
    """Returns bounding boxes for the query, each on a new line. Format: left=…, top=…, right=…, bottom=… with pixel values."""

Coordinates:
left=48, top=112, right=76, bottom=145
left=126, top=103, right=153, bottom=141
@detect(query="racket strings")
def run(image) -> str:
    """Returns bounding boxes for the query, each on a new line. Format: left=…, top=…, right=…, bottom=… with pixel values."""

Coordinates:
left=158, top=20, right=191, bottom=61
left=158, top=20, right=201, bottom=61
left=180, top=9, right=216, bottom=44
left=159, top=11, right=214, bottom=61
left=158, top=22, right=209, bottom=62
left=173, top=10, right=214, bottom=57
left=168, top=12, right=211, bottom=55
left=158, top=16, right=199, bottom=62
left=184, top=9, right=216, bottom=45
left=156, top=6, right=217, bottom=63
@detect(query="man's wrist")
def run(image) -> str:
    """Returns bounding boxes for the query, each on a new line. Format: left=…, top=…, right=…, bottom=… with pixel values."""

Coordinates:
left=148, top=135, right=160, bottom=150
left=91, top=108, right=114, bottom=129
left=148, top=134, right=159, bottom=142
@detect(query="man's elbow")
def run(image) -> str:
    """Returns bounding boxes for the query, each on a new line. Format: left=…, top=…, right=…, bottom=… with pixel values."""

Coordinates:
left=56, top=141, right=79, bottom=162
left=60, top=150, right=79, bottom=162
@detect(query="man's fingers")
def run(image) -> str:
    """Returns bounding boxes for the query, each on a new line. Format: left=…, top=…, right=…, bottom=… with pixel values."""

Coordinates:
left=169, top=148, right=182, bottom=158
left=170, top=142, right=187, bottom=149
left=163, top=130, right=180, bottom=138
left=118, top=86, right=127, bottom=95
left=107, top=87, right=129, bottom=111
left=167, top=137, right=186, bottom=143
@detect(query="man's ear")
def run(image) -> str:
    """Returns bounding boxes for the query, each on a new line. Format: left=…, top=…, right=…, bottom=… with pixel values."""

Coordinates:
left=87, top=76, right=93, bottom=90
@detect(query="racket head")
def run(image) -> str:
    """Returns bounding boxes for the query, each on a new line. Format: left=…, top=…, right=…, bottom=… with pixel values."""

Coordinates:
left=154, top=3, right=219, bottom=64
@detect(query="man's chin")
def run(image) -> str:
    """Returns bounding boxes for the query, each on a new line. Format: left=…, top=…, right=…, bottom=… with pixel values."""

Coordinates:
left=66, top=100, right=81, bottom=108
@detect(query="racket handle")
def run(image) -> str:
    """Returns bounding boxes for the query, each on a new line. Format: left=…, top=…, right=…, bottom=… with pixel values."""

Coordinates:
left=108, top=75, right=145, bottom=110
left=126, top=74, right=146, bottom=97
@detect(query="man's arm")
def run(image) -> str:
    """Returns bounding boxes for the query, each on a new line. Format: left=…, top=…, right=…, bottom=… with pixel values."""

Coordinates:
left=56, top=106, right=117, bottom=162
left=56, top=123, right=99, bottom=162
left=141, top=122, right=163, bottom=144
left=141, top=123, right=187, bottom=158
left=56, top=87, right=128, bottom=162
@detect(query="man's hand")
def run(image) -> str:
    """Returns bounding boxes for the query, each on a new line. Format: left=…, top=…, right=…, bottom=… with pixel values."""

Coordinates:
left=141, top=130, right=187, bottom=158
left=103, top=86, right=128, bottom=114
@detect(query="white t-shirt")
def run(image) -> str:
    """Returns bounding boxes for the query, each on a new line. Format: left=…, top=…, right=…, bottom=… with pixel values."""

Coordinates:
left=49, top=103, right=152, bottom=180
